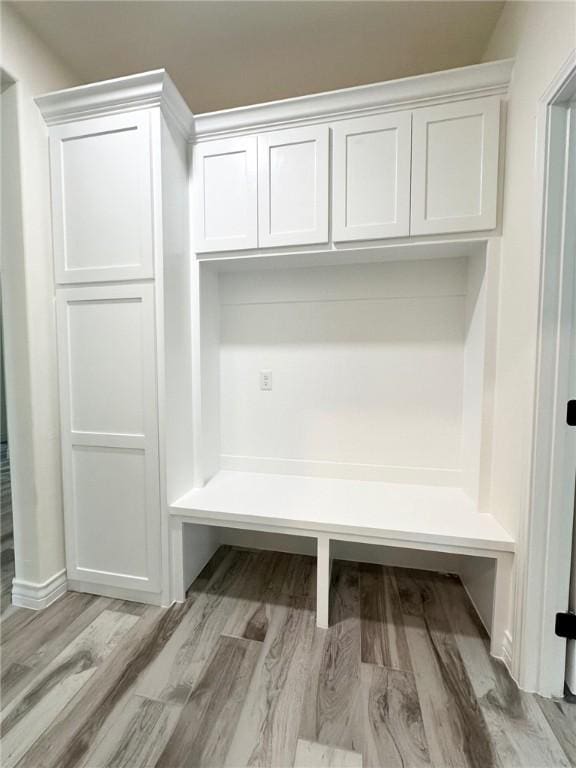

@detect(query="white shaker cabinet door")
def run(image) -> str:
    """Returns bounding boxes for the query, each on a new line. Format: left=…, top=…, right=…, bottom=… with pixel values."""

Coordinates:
left=332, top=112, right=411, bottom=241
left=50, top=111, right=154, bottom=283
left=258, top=125, right=329, bottom=247
left=56, top=283, right=161, bottom=593
left=193, top=136, right=258, bottom=252
left=410, top=96, right=500, bottom=235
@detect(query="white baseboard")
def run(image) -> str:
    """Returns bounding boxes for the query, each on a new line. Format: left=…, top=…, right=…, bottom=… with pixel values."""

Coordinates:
left=66, top=578, right=162, bottom=606
left=12, top=569, right=67, bottom=610
left=220, top=454, right=461, bottom=486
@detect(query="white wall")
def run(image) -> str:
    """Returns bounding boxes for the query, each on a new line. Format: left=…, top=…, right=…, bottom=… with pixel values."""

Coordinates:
left=0, top=4, right=79, bottom=586
left=481, top=1, right=576, bottom=652
left=219, top=258, right=468, bottom=485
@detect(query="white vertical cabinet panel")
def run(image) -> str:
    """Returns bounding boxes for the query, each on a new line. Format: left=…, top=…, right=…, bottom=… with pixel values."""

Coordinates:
left=50, top=112, right=154, bottom=283
left=258, top=125, right=329, bottom=247
left=332, top=112, right=411, bottom=241
left=56, top=283, right=161, bottom=593
left=193, top=136, right=258, bottom=252
left=411, top=96, right=500, bottom=235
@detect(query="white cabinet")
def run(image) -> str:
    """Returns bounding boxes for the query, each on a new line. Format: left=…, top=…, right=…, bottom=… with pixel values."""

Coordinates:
left=332, top=113, right=411, bottom=241
left=50, top=111, right=154, bottom=283
left=410, top=96, right=500, bottom=235
left=258, top=125, right=329, bottom=247
left=194, top=126, right=329, bottom=252
left=193, top=136, right=258, bottom=252
left=56, top=284, right=161, bottom=592
left=38, top=70, right=197, bottom=605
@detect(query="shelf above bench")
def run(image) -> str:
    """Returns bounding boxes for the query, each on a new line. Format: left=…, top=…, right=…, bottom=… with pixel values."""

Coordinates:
left=171, top=470, right=514, bottom=555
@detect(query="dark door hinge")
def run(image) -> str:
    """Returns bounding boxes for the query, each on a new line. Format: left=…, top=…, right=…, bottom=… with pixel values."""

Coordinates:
left=556, top=612, right=576, bottom=640
left=568, top=400, right=576, bottom=426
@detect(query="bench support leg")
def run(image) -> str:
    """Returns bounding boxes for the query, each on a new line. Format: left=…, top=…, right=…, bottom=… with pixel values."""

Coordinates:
left=491, top=552, right=513, bottom=660
left=170, top=517, right=185, bottom=604
left=317, top=535, right=331, bottom=629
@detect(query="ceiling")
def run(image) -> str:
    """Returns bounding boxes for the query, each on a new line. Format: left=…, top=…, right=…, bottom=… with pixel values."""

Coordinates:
left=11, top=1, right=505, bottom=114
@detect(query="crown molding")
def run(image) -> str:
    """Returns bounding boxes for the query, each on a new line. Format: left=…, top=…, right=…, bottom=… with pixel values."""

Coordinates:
left=35, top=69, right=194, bottom=137
left=194, top=58, right=514, bottom=140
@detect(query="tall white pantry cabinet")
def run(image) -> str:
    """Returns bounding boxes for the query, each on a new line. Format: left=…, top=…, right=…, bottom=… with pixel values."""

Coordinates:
left=36, top=61, right=516, bottom=658
left=37, top=72, right=195, bottom=604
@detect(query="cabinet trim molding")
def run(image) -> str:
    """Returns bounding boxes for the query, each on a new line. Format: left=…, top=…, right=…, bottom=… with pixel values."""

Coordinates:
left=194, top=59, right=513, bottom=140
left=35, top=69, right=194, bottom=138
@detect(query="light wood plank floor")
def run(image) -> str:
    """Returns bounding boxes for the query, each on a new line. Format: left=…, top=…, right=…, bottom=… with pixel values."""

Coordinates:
left=1, top=546, right=574, bottom=768
left=1, top=442, right=14, bottom=617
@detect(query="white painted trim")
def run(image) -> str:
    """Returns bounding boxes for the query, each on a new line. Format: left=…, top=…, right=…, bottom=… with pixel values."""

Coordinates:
left=514, top=49, right=576, bottom=697
left=12, top=569, right=67, bottom=610
left=220, top=454, right=462, bottom=486
left=66, top=579, right=163, bottom=606
left=195, top=59, right=513, bottom=139
left=34, top=69, right=194, bottom=137
left=502, top=630, right=513, bottom=671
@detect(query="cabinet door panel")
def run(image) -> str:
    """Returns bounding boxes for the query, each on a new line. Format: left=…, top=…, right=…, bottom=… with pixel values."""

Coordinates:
left=332, top=113, right=411, bottom=241
left=258, top=126, right=329, bottom=247
left=56, top=284, right=160, bottom=592
left=51, top=112, right=154, bottom=283
left=411, top=97, right=500, bottom=234
left=194, top=136, right=258, bottom=252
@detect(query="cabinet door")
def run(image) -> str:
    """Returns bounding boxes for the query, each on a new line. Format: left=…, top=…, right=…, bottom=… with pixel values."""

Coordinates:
left=332, top=112, right=411, bottom=241
left=56, top=284, right=161, bottom=594
left=50, top=112, right=154, bottom=283
left=411, top=96, right=500, bottom=235
left=193, top=136, right=258, bottom=252
left=258, top=125, right=329, bottom=247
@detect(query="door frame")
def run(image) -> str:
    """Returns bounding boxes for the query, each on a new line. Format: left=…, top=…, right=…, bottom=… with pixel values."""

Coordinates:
left=513, top=50, right=576, bottom=697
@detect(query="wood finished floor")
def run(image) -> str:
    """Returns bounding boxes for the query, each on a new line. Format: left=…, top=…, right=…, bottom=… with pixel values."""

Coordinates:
left=1, top=442, right=14, bottom=617
left=1, top=546, right=575, bottom=768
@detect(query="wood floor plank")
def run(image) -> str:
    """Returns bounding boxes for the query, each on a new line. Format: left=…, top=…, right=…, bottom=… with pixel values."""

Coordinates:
left=190, top=545, right=232, bottom=594
left=299, top=561, right=362, bottom=754
left=359, top=563, right=412, bottom=671
left=536, top=696, right=576, bottom=766
left=1, top=592, right=106, bottom=665
left=225, top=597, right=317, bottom=768
left=222, top=550, right=294, bottom=642
left=278, top=554, right=316, bottom=599
left=360, top=663, right=431, bottom=768
left=2, top=596, right=112, bottom=709
left=294, top=739, right=363, bottom=767
left=4, top=549, right=572, bottom=768
left=14, top=603, right=187, bottom=768
left=134, top=549, right=255, bottom=703
left=396, top=568, right=497, bottom=768
left=439, top=574, right=573, bottom=768
left=77, top=695, right=182, bottom=768
left=156, top=634, right=261, bottom=767
left=0, top=608, right=139, bottom=768
left=220, top=550, right=279, bottom=641
left=1, top=591, right=94, bottom=649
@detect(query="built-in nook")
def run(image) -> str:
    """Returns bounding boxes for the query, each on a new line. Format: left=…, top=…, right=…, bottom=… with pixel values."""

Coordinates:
left=172, top=240, right=513, bottom=651
left=35, top=60, right=515, bottom=661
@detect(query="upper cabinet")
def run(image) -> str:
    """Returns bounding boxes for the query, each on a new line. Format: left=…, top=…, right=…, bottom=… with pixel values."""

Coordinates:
left=192, top=61, right=511, bottom=254
left=410, top=96, right=500, bottom=235
left=194, top=125, right=329, bottom=252
left=332, top=113, right=411, bottom=242
left=50, top=111, right=154, bottom=283
left=193, top=135, right=258, bottom=252
left=258, top=126, right=329, bottom=247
